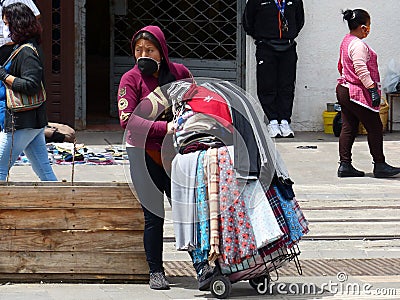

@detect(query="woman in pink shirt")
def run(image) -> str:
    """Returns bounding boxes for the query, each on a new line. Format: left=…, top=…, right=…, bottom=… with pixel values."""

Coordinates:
left=336, top=9, right=400, bottom=178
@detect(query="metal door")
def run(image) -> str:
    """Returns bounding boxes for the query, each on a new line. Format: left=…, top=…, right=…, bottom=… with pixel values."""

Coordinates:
left=111, top=0, right=245, bottom=117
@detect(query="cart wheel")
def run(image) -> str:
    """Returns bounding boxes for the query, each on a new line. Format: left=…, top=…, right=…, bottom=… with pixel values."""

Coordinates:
left=210, top=275, right=232, bottom=299
left=249, top=275, right=270, bottom=295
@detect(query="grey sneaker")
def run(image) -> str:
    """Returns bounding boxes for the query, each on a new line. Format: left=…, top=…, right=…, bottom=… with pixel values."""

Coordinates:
left=279, top=120, right=294, bottom=138
left=267, top=120, right=282, bottom=138
left=149, top=272, right=170, bottom=290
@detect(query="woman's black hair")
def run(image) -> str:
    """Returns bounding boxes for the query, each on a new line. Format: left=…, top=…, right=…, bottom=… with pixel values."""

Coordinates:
left=2, top=2, right=42, bottom=44
left=342, top=9, right=370, bottom=30
left=132, top=30, right=176, bottom=87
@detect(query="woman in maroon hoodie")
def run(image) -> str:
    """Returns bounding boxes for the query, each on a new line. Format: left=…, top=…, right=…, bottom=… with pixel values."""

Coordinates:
left=118, top=26, right=191, bottom=290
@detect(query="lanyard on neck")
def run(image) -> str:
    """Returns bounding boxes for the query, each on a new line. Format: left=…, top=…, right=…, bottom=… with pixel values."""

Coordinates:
left=274, top=0, right=286, bottom=14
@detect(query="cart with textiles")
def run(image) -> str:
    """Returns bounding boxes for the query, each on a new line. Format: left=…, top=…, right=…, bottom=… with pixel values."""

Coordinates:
left=167, top=78, right=309, bottom=299
left=212, top=244, right=302, bottom=298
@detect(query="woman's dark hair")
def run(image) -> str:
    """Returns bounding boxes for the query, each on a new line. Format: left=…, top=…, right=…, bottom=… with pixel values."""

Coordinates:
left=2, top=2, right=42, bottom=44
left=342, top=9, right=370, bottom=30
left=131, top=30, right=176, bottom=87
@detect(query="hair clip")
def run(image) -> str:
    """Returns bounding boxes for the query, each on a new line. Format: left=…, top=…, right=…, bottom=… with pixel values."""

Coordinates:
left=351, top=11, right=356, bottom=19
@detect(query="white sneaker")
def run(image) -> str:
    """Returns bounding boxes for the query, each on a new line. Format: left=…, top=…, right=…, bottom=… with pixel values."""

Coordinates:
left=267, top=120, right=282, bottom=138
left=279, top=120, right=294, bottom=138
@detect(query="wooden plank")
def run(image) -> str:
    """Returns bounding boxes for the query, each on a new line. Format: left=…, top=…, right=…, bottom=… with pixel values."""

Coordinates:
left=0, top=185, right=140, bottom=209
left=0, top=208, right=143, bottom=230
left=0, top=182, right=130, bottom=187
left=0, top=273, right=149, bottom=282
left=0, top=230, right=144, bottom=252
left=0, top=251, right=148, bottom=274
left=0, top=183, right=147, bottom=281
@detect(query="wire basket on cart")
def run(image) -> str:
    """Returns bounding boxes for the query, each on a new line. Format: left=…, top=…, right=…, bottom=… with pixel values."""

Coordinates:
left=209, top=245, right=302, bottom=299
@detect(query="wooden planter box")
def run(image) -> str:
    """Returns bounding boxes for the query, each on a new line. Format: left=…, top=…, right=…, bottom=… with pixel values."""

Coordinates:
left=0, top=182, right=148, bottom=283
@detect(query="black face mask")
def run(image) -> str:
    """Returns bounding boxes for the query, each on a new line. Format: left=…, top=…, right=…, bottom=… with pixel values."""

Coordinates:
left=137, top=57, right=160, bottom=76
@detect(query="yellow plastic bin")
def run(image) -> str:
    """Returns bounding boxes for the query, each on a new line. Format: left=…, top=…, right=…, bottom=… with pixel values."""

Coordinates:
left=322, top=111, right=338, bottom=134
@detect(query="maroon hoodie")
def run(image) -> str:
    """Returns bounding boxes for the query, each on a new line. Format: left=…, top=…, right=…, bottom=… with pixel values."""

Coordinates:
left=118, top=25, right=191, bottom=150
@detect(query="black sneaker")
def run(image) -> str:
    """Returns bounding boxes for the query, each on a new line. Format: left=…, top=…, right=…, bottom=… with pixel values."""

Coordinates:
left=198, top=264, right=216, bottom=291
left=149, top=272, right=170, bottom=290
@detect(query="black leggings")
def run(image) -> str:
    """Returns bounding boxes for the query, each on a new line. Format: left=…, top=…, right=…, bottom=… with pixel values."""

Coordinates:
left=127, top=147, right=170, bottom=273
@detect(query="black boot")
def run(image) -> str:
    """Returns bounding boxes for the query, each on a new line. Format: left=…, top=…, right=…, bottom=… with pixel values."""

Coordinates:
left=337, top=162, right=365, bottom=177
left=373, top=162, right=400, bottom=178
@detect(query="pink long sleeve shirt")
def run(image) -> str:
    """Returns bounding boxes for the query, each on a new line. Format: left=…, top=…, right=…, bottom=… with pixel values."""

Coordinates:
left=337, top=34, right=381, bottom=112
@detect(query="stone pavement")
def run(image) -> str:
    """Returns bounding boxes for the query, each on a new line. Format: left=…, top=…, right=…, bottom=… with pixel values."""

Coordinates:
left=2, top=130, right=400, bottom=299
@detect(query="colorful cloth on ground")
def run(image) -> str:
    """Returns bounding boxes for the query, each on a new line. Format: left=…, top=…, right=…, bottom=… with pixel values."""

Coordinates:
left=190, top=150, right=209, bottom=263
left=274, top=186, right=305, bottom=247
left=218, top=146, right=258, bottom=264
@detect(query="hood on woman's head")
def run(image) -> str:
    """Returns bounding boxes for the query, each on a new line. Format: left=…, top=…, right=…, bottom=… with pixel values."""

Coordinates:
left=130, top=25, right=170, bottom=65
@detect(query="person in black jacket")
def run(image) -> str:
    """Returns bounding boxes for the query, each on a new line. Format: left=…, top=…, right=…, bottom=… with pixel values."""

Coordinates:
left=243, top=0, right=304, bottom=138
left=0, top=2, right=57, bottom=181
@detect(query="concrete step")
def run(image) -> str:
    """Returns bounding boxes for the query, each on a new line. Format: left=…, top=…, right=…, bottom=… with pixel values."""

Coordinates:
left=164, top=181, right=400, bottom=262
left=163, top=239, right=400, bottom=262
